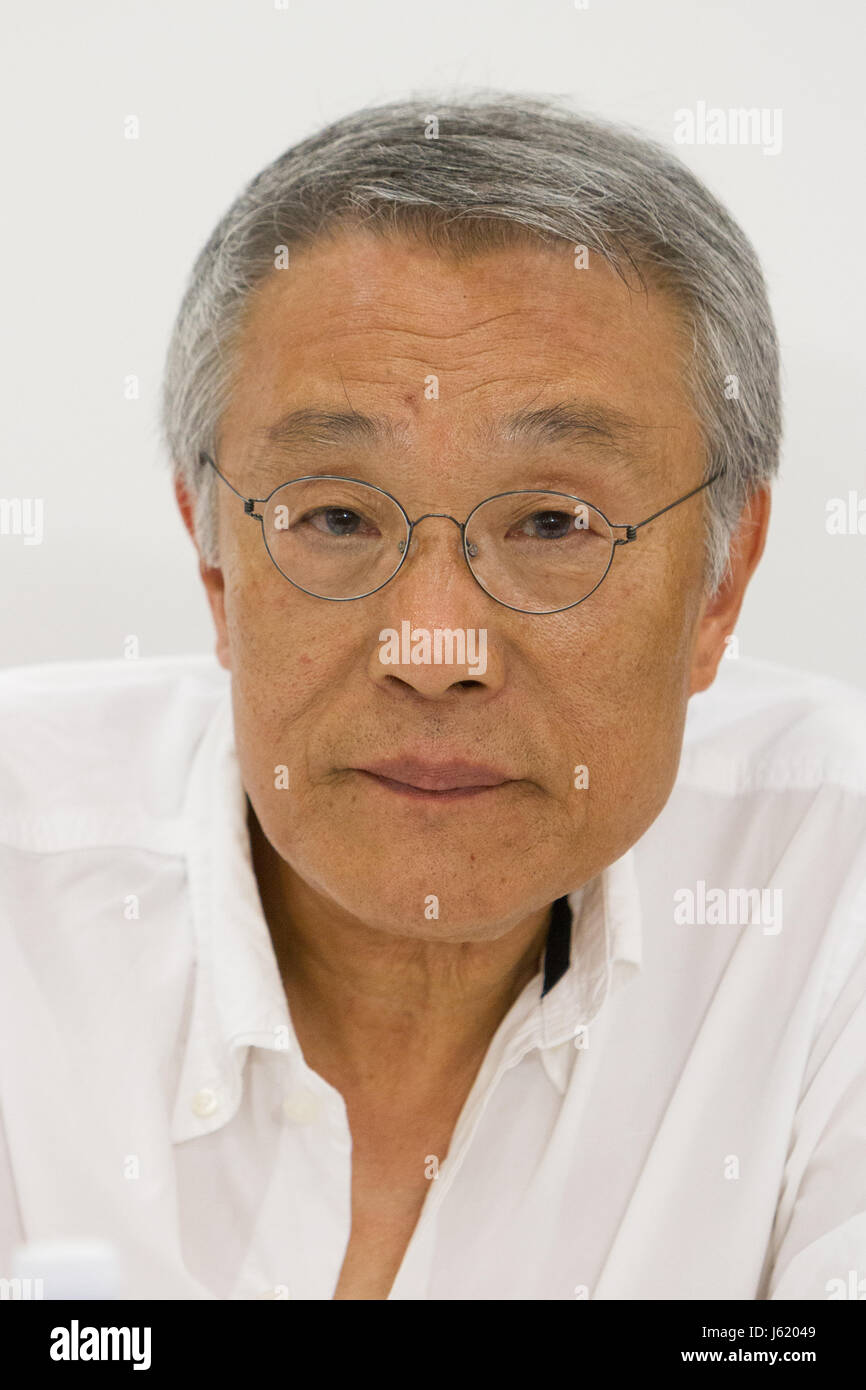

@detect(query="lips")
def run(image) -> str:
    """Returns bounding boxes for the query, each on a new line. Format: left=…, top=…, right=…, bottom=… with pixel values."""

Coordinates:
left=354, top=758, right=513, bottom=792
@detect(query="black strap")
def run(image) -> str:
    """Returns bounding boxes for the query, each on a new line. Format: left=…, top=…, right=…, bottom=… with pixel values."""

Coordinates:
left=541, top=895, right=572, bottom=997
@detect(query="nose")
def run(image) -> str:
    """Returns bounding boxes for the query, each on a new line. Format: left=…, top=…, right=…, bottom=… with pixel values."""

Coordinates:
left=366, top=514, right=503, bottom=700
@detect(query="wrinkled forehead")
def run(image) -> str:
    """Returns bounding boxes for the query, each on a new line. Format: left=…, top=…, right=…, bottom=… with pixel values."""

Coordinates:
left=218, top=226, right=701, bottom=474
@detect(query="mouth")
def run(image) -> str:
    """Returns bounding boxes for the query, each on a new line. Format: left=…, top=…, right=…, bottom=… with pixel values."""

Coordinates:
left=352, top=758, right=515, bottom=800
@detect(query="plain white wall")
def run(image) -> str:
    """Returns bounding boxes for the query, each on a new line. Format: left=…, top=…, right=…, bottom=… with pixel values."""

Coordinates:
left=2, top=0, right=864, bottom=685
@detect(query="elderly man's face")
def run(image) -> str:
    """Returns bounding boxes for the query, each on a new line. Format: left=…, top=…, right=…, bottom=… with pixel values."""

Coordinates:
left=191, top=228, right=733, bottom=939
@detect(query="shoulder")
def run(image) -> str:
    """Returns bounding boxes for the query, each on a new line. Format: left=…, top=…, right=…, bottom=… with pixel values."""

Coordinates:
left=0, top=654, right=230, bottom=852
left=674, top=659, right=866, bottom=1029
left=681, top=655, right=866, bottom=796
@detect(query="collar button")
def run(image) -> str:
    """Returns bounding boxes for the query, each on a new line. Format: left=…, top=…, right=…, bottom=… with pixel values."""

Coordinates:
left=191, top=1087, right=220, bottom=1117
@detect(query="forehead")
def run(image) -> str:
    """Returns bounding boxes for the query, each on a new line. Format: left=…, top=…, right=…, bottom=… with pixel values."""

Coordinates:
left=221, top=226, right=697, bottom=451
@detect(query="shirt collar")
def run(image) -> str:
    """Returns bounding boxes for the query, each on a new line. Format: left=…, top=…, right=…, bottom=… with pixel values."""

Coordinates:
left=172, top=683, right=292, bottom=1143
left=534, top=850, right=643, bottom=1092
left=172, top=683, right=643, bottom=1140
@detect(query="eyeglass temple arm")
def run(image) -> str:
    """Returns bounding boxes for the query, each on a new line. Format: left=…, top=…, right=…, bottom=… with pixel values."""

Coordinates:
left=612, top=469, right=724, bottom=542
left=200, top=453, right=264, bottom=512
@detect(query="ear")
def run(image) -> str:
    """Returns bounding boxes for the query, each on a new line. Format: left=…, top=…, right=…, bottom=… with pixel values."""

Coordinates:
left=174, top=476, right=231, bottom=671
left=688, top=485, right=771, bottom=696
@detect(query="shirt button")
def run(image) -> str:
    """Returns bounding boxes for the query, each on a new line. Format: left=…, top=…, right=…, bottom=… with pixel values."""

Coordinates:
left=191, top=1087, right=220, bottom=1117
left=281, top=1089, right=321, bottom=1124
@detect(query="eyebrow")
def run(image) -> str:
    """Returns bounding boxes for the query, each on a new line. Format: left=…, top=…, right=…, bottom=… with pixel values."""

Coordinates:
left=497, top=402, right=647, bottom=452
left=254, top=408, right=405, bottom=454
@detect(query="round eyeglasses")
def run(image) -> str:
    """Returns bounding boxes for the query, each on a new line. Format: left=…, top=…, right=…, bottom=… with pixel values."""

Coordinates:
left=200, top=453, right=722, bottom=615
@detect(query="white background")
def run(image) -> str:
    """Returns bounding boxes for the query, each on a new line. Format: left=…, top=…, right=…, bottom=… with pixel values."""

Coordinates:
left=2, top=0, right=864, bottom=685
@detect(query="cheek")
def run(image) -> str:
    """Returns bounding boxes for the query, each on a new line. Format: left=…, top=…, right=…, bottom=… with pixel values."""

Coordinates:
left=222, top=565, right=331, bottom=744
left=549, top=555, right=698, bottom=833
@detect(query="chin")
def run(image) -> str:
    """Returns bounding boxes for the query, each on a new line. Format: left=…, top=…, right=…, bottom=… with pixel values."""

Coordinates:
left=319, top=866, right=537, bottom=940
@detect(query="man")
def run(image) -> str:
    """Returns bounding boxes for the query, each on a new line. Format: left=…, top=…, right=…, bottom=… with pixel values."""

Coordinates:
left=1, top=94, right=865, bottom=1302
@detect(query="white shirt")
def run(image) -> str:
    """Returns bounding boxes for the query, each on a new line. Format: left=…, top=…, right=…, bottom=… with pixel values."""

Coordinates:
left=1, top=652, right=865, bottom=1301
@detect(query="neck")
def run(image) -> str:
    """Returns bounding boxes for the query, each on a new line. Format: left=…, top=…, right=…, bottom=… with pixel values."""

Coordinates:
left=247, top=802, right=553, bottom=1092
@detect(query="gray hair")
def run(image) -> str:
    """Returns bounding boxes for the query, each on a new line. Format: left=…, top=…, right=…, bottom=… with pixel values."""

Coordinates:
left=160, top=91, right=781, bottom=594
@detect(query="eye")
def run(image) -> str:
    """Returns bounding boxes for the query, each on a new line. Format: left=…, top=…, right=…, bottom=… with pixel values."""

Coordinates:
left=300, top=506, right=380, bottom=538
left=513, top=510, right=580, bottom=540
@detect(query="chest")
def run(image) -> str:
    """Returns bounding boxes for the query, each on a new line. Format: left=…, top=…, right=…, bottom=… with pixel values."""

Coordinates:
left=331, top=1098, right=463, bottom=1300
left=331, top=1174, right=429, bottom=1299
